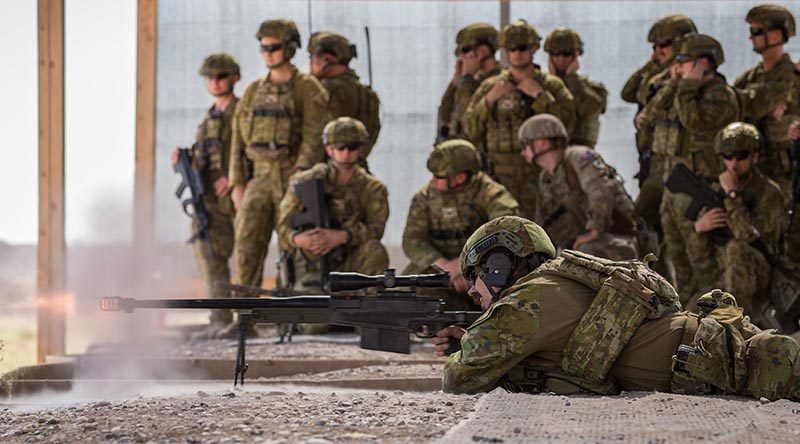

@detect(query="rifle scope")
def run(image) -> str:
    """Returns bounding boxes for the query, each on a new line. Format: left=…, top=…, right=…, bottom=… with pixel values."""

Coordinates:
left=329, top=269, right=449, bottom=292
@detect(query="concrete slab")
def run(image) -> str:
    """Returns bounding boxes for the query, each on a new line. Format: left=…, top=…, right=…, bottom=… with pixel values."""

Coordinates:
left=438, top=389, right=800, bottom=443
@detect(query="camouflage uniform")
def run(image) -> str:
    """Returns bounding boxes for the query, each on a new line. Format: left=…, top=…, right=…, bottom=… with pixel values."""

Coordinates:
left=437, top=23, right=502, bottom=142
left=229, top=20, right=330, bottom=288
left=308, top=32, right=381, bottom=166
left=190, top=54, right=239, bottom=325
left=444, top=216, right=800, bottom=403
left=544, top=28, right=608, bottom=148
left=463, top=20, right=576, bottom=220
left=734, top=5, right=800, bottom=260
left=402, top=140, right=519, bottom=309
left=624, top=15, right=698, bottom=233
left=519, top=115, right=637, bottom=260
left=276, top=118, right=389, bottom=292
left=688, top=123, right=783, bottom=324
left=653, top=34, right=740, bottom=297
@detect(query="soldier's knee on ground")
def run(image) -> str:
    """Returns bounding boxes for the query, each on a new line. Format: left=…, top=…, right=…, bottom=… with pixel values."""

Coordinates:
left=745, top=333, right=800, bottom=401
left=350, top=239, right=390, bottom=275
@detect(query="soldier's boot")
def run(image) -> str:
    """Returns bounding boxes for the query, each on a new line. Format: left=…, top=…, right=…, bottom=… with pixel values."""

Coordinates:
left=190, top=309, right=234, bottom=341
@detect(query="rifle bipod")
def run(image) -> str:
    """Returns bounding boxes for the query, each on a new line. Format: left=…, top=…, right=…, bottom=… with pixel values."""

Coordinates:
left=233, top=314, right=250, bottom=387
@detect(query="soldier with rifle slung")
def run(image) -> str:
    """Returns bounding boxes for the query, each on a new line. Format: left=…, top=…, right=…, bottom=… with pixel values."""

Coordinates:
left=170, top=54, right=240, bottom=340
left=664, top=123, right=783, bottom=327
left=308, top=32, right=381, bottom=170
left=276, top=117, right=389, bottom=296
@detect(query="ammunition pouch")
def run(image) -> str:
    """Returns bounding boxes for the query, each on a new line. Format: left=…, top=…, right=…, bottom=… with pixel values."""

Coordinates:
left=536, top=250, right=681, bottom=382
left=652, top=118, right=682, bottom=157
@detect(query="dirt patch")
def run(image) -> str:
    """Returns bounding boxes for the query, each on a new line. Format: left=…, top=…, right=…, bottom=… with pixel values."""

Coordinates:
left=0, top=387, right=477, bottom=443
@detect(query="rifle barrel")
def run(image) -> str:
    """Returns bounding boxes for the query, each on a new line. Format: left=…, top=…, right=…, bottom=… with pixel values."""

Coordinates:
left=100, top=296, right=331, bottom=313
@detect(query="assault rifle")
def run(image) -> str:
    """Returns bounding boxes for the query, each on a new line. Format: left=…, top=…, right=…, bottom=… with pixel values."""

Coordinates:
left=173, top=148, right=210, bottom=243
left=100, top=270, right=482, bottom=386
left=290, top=178, right=335, bottom=290
left=664, top=163, right=731, bottom=245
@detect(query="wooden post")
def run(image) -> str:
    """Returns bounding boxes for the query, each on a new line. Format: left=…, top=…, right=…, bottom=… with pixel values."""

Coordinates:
left=134, top=0, right=157, bottom=275
left=499, top=0, right=510, bottom=67
left=37, top=0, right=66, bottom=363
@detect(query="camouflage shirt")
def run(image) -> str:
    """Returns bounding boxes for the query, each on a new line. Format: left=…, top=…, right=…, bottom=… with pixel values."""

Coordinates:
left=322, top=70, right=381, bottom=158
left=536, top=146, right=635, bottom=250
left=621, top=60, right=665, bottom=106
left=734, top=53, right=800, bottom=178
left=462, top=67, right=576, bottom=157
left=437, top=67, right=503, bottom=141
left=229, top=67, right=330, bottom=187
left=193, top=97, right=238, bottom=190
left=402, top=172, right=519, bottom=270
left=562, top=73, right=608, bottom=147
left=276, top=162, right=389, bottom=252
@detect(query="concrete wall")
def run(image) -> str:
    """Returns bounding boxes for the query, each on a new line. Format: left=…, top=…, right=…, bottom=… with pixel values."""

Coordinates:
left=154, top=0, right=800, bottom=252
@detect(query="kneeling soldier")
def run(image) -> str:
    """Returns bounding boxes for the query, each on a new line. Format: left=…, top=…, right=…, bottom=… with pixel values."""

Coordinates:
left=402, top=139, right=519, bottom=308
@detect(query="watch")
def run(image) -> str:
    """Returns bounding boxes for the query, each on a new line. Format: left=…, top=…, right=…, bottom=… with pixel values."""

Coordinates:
left=726, top=189, right=739, bottom=200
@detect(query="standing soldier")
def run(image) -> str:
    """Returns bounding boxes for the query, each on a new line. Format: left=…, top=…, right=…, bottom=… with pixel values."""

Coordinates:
left=437, top=23, right=501, bottom=143
left=308, top=32, right=381, bottom=169
left=544, top=28, right=607, bottom=148
left=229, top=19, right=329, bottom=292
left=172, top=54, right=240, bottom=339
left=655, top=33, right=741, bottom=300
left=402, top=139, right=519, bottom=308
left=277, top=117, right=389, bottom=292
left=519, top=114, right=637, bottom=260
left=734, top=4, right=800, bottom=260
left=463, top=19, right=576, bottom=220
left=624, top=15, right=697, bottom=235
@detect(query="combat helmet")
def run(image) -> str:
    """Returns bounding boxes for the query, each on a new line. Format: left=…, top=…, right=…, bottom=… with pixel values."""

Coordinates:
left=199, top=53, right=240, bottom=77
left=256, top=19, right=302, bottom=59
left=674, top=33, right=725, bottom=67
left=544, top=27, right=583, bottom=55
left=746, top=4, right=796, bottom=41
left=518, top=114, right=568, bottom=145
left=715, top=122, right=762, bottom=155
left=322, top=117, right=369, bottom=147
left=460, top=216, right=556, bottom=288
left=427, top=139, right=482, bottom=178
left=308, top=32, right=357, bottom=65
left=456, top=23, right=499, bottom=55
left=500, top=19, right=542, bottom=49
left=648, top=14, right=698, bottom=44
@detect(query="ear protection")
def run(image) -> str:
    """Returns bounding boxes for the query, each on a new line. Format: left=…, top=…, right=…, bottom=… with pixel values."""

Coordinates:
left=480, top=250, right=516, bottom=287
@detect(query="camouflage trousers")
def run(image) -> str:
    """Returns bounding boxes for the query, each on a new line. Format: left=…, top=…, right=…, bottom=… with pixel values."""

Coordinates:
left=716, top=240, right=772, bottom=326
left=292, top=239, right=389, bottom=293
left=633, top=153, right=666, bottom=234
left=672, top=309, right=800, bottom=401
left=233, top=161, right=293, bottom=288
left=191, top=193, right=235, bottom=324
left=660, top=189, right=721, bottom=304
left=574, top=232, right=638, bottom=261
left=490, top=153, right=538, bottom=221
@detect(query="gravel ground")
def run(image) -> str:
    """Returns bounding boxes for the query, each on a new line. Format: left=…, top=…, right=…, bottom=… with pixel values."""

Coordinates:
left=0, top=386, right=477, bottom=443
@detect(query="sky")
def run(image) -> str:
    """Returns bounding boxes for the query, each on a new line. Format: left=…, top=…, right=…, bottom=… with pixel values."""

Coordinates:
left=1, top=0, right=137, bottom=245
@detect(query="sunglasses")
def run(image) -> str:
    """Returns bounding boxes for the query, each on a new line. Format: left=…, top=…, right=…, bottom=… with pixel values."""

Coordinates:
left=508, top=44, right=531, bottom=52
left=720, top=150, right=751, bottom=161
left=749, top=27, right=768, bottom=37
left=260, top=43, right=284, bottom=53
left=652, top=40, right=672, bottom=50
left=206, top=72, right=231, bottom=81
left=550, top=51, right=575, bottom=57
left=459, top=45, right=474, bottom=54
left=332, top=142, right=363, bottom=152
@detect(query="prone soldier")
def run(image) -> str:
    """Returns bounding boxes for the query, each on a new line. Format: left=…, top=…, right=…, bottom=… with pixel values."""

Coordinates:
left=433, top=216, right=800, bottom=403
left=308, top=32, right=381, bottom=169
left=229, top=19, right=329, bottom=291
left=402, top=139, right=519, bottom=308
left=519, top=114, right=637, bottom=260
left=462, top=19, right=576, bottom=220
left=544, top=28, right=608, bottom=148
left=171, top=54, right=240, bottom=339
left=277, top=117, right=389, bottom=293
left=651, top=33, right=740, bottom=297
left=437, top=23, right=502, bottom=143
